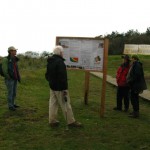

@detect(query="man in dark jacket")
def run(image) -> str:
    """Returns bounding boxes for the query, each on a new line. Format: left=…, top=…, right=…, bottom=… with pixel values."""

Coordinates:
left=126, top=55, right=147, bottom=118
left=2, top=46, right=20, bottom=111
left=46, top=45, right=82, bottom=127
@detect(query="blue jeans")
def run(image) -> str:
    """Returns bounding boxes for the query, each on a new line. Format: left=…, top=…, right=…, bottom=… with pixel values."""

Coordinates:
left=5, top=79, right=17, bottom=108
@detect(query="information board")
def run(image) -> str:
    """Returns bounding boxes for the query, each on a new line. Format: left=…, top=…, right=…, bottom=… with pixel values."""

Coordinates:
left=56, top=37, right=104, bottom=71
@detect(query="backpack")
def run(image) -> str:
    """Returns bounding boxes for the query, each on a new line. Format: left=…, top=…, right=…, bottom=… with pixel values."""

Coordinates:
left=0, top=63, right=4, bottom=77
left=0, top=57, right=8, bottom=77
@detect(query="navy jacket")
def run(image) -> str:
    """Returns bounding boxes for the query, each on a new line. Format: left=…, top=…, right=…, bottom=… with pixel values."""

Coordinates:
left=127, top=61, right=147, bottom=93
left=46, top=54, right=68, bottom=91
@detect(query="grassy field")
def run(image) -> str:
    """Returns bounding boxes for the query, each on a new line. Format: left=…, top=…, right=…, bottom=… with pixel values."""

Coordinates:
left=0, top=55, right=150, bottom=150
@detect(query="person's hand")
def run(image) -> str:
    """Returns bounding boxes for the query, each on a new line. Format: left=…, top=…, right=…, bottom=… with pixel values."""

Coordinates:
left=63, top=90, right=67, bottom=102
left=63, top=90, right=67, bottom=96
left=6, top=75, right=11, bottom=80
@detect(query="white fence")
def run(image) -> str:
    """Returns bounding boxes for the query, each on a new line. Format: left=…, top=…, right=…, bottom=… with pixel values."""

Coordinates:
left=124, top=44, right=150, bottom=55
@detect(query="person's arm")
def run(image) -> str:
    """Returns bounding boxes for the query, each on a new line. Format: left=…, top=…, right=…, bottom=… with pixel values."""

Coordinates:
left=57, top=60, right=68, bottom=90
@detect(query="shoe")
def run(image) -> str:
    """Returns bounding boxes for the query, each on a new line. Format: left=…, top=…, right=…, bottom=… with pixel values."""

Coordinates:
left=14, top=105, right=20, bottom=108
left=9, top=107, right=16, bottom=111
left=128, top=112, right=139, bottom=118
left=124, top=109, right=128, bottom=112
left=113, top=107, right=122, bottom=111
left=68, top=121, right=83, bottom=128
left=49, top=121, right=60, bottom=127
left=129, top=112, right=134, bottom=115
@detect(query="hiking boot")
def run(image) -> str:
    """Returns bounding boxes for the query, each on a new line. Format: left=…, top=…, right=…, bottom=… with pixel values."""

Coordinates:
left=113, top=107, right=122, bottom=111
left=9, top=107, right=16, bottom=111
left=129, top=112, right=134, bottom=115
left=49, top=121, right=60, bottom=127
left=128, top=111, right=139, bottom=118
left=68, top=121, right=83, bottom=128
left=14, top=105, right=20, bottom=108
left=124, top=109, right=128, bottom=112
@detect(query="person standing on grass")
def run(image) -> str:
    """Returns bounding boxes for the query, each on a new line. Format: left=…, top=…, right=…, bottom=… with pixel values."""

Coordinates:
left=113, top=55, right=130, bottom=112
left=2, top=46, right=21, bottom=111
left=45, top=45, right=82, bottom=128
left=127, top=55, right=147, bottom=118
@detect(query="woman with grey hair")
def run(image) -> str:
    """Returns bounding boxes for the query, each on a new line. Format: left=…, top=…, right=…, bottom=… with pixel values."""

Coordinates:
left=45, top=45, right=82, bottom=127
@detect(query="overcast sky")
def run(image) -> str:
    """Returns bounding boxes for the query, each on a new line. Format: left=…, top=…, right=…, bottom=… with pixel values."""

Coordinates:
left=0, top=0, right=150, bottom=56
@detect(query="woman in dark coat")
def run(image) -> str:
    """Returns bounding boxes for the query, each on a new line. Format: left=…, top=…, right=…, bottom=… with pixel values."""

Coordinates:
left=126, top=55, right=147, bottom=118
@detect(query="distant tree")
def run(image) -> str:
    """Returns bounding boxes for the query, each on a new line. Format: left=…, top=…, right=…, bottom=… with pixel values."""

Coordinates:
left=101, top=27, right=150, bottom=55
left=125, top=29, right=139, bottom=37
left=0, top=56, right=3, bottom=62
left=146, top=27, right=150, bottom=36
left=25, top=51, right=39, bottom=58
left=17, top=53, right=25, bottom=59
left=40, top=51, right=50, bottom=58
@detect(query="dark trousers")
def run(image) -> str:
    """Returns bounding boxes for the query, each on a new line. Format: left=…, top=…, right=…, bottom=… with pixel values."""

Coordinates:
left=130, top=90, right=139, bottom=112
left=116, top=86, right=130, bottom=110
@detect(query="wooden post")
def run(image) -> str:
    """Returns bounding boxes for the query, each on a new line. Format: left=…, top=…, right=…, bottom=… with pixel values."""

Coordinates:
left=100, top=39, right=109, bottom=117
left=84, top=71, right=90, bottom=105
left=56, top=37, right=59, bottom=45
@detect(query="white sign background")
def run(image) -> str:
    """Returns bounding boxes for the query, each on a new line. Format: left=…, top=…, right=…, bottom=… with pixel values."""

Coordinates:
left=57, top=37, right=104, bottom=71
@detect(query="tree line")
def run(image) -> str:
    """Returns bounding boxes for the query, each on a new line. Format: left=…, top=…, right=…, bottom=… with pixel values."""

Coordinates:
left=96, top=27, right=150, bottom=55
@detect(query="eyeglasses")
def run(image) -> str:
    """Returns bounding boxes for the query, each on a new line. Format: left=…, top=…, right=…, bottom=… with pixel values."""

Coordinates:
left=10, top=50, right=17, bottom=52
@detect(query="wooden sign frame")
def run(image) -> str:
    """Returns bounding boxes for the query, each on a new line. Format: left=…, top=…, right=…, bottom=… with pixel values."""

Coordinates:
left=56, top=36, right=108, bottom=117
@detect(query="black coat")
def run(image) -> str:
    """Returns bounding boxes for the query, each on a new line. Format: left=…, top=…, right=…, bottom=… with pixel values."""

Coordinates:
left=127, top=61, right=147, bottom=93
left=46, top=54, right=68, bottom=91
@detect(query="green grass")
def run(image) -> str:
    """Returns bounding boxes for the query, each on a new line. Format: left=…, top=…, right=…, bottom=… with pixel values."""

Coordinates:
left=0, top=55, right=150, bottom=149
left=0, top=67, right=150, bottom=150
